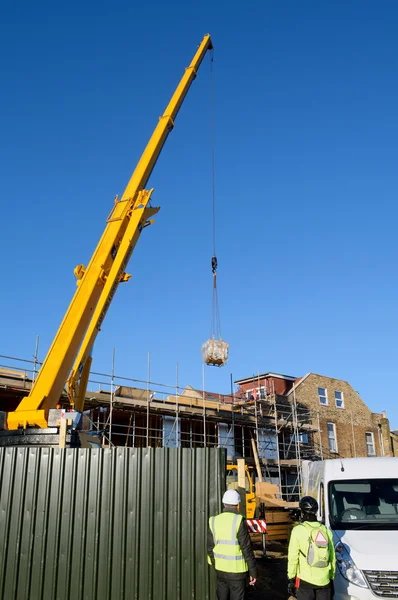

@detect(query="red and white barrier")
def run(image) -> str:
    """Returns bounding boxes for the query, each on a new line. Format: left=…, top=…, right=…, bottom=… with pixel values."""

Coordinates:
left=246, top=519, right=267, bottom=533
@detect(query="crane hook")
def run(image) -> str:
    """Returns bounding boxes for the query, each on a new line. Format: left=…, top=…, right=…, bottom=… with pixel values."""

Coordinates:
left=211, top=255, right=218, bottom=274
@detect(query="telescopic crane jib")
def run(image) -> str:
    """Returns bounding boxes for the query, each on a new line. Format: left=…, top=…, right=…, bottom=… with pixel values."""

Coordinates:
left=5, top=34, right=213, bottom=430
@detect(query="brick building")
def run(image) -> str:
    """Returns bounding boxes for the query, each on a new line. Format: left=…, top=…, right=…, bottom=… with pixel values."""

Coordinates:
left=286, top=373, right=393, bottom=458
left=235, top=370, right=397, bottom=498
left=236, top=371, right=395, bottom=460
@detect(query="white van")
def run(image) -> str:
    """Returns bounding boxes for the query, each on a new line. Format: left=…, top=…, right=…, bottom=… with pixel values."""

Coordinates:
left=301, top=457, right=398, bottom=599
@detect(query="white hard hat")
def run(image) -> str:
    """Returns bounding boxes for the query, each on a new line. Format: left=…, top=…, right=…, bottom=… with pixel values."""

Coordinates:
left=222, top=489, right=241, bottom=505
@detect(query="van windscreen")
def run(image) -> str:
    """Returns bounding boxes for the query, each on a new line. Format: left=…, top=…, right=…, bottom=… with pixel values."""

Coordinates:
left=329, top=478, right=398, bottom=530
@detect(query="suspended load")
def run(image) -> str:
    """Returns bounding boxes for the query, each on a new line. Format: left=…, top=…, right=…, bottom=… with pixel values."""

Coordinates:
left=201, top=338, right=229, bottom=367
left=201, top=53, right=229, bottom=367
left=202, top=255, right=229, bottom=367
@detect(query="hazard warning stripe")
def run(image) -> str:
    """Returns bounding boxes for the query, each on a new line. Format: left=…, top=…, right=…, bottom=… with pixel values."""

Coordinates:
left=246, top=519, right=267, bottom=533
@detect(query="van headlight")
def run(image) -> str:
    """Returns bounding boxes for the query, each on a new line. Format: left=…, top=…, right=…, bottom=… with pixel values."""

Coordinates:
left=335, top=542, right=368, bottom=588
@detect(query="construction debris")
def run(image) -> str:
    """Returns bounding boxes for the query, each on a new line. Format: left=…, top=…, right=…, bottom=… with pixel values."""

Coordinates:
left=201, top=338, right=229, bottom=367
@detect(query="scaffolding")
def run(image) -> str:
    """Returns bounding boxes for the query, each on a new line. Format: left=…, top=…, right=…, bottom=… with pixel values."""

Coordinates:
left=0, top=351, right=328, bottom=501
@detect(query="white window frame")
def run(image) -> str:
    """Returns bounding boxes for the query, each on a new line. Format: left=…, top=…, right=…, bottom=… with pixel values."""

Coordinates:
left=365, top=431, right=376, bottom=456
left=318, top=387, right=328, bottom=406
left=246, top=387, right=265, bottom=400
left=335, top=390, right=344, bottom=409
left=327, top=422, right=338, bottom=454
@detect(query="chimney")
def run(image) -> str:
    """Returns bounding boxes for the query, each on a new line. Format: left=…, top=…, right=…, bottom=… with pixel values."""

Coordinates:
left=380, top=412, right=393, bottom=457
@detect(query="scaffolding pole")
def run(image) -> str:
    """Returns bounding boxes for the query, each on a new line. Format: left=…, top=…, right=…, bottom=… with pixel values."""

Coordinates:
left=292, top=384, right=302, bottom=500
left=125, top=412, right=133, bottom=447
left=146, top=352, right=150, bottom=447
left=175, top=362, right=179, bottom=447
left=202, top=364, right=206, bottom=448
left=317, top=411, right=323, bottom=459
left=273, top=392, right=282, bottom=494
left=32, top=335, right=40, bottom=382
left=351, top=411, right=357, bottom=457
left=109, top=347, right=115, bottom=445
left=230, top=373, right=235, bottom=460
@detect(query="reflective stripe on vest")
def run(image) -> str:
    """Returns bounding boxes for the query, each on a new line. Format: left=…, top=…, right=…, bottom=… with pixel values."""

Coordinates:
left=209, top=512, right=248, bottom=573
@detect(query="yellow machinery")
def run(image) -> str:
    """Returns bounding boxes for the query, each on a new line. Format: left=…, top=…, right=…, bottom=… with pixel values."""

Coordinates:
left=6, top=34, right=213, bottom=430
left=226, top=463, right=257, bottom=519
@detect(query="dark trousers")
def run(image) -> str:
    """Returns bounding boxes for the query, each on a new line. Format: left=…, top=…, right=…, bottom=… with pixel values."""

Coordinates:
left=297, top=587, right=332, bottom=600
left=216, top=575, right=246, bottom=600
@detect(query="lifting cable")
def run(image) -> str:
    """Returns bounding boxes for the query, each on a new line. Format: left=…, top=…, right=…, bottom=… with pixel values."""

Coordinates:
left=210, top=48, right=222, bottom=341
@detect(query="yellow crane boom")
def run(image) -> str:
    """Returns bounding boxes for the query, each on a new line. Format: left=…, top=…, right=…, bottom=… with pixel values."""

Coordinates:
left=7, top=34, right=213, bottom=430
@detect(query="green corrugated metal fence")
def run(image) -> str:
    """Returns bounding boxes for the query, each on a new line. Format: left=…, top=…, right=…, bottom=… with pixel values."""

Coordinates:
left=0, top=447, right=225, bottom=600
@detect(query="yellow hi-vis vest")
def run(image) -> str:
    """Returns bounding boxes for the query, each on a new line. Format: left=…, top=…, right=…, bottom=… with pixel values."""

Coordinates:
left=208, top=512, right=248, bottom=573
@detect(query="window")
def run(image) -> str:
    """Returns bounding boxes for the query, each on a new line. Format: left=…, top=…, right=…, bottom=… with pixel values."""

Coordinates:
left=327, top=422, right=338, bottom=453
left=218, top=423, right=235, bottom=458
left=163, top=416, right=180, bottom=447
left=329, top=478, right=398, bottom=530
left=246, top=387, right=265, bottom=400
left=319, top=483, right=325, bottom=522
left=335, top=391, right=344, bottom=409
left=258, top=429, right=278, bottom=459
left=291, top=432, right=309, bottom=444
left=366, top=432, right=376, bottom=456
left=318, top=387, right=328, bottom=405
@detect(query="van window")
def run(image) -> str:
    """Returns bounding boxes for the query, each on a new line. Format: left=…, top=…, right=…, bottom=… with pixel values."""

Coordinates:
left=328, top=478, right=398, bottom=530
left=319, top=483, right=325, bottom=521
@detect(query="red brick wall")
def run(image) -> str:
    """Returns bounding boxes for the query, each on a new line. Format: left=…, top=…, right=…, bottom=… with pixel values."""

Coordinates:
left=237, top=376, right=294, bottom=396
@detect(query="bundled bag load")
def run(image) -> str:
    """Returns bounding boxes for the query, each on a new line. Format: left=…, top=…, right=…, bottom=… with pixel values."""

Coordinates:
left=201, top=338, right=229, bottom=367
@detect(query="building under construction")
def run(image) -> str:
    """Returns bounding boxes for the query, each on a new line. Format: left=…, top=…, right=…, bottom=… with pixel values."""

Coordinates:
left=0, top=353, right=345, bottom=501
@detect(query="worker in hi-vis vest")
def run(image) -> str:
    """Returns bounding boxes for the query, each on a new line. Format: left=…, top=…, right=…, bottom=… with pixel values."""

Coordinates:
left=287, top=496, right=336, bottom=600
left=207, top=489, right=257, bottom=600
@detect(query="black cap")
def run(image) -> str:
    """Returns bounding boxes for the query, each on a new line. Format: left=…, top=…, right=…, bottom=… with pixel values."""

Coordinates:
left=299, top=496, right=319, bottom=514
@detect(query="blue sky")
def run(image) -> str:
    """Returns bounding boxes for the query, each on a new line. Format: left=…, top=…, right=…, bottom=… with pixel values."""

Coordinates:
left=1, top=1, right=398, bottom=428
